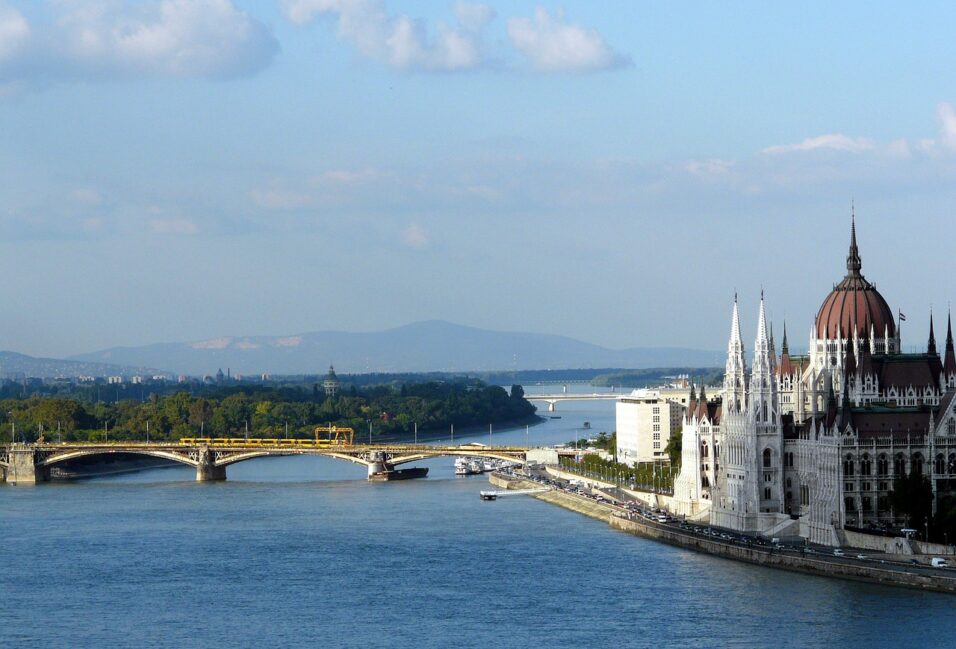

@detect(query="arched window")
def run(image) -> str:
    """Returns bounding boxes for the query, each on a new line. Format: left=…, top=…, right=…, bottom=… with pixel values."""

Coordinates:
left=894, top=453, right=906, bottom=476
left=949, top=454, right=956, bottom=475
left=763, top=448, right=772, bottom=468
left=860, top=454, right=872, bottom=476
left=912, top=454, right=924, bottom=477
left=877, top=454, right=889, bottom=476
left=701, top=441, right=709, bottom=458
left=935, top=454, right=945, bottom=475
left=948, top=418, right=956, bottom=436
left=843, top=454, right=855, bottom=477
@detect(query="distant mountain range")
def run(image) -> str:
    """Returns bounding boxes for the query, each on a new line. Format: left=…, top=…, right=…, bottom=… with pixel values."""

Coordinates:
left=0, top=351, right=162, bottom=379
left=68, top=320, right=722, bottom=376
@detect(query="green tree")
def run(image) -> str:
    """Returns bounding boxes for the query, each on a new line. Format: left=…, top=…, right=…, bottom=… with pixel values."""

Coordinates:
left=665, top=427, right=683, bottom=466
left=891, top=472, right=934, bottom=531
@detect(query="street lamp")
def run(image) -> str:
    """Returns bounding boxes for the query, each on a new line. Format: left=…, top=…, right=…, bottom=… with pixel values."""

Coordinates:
left=7, top=411, right=14, bottom=445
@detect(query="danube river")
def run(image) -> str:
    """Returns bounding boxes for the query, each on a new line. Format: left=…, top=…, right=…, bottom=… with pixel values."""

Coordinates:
left=2, top=385, right=953, bottom=648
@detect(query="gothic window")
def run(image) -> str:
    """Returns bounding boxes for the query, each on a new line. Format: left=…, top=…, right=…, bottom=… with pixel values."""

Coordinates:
left=845, top=497, right=856, bottom=512
left=878, top=496, right=889, bottom=512
left=948, top=418, right=956, bottom=436
left=949, top=454, right=956, bottom=475
left=763, top=448, right=772, bottom=468
left=911, top=454, right=924, bottom=477
left=936, top=454, right=946, bottom=475
left=786, top=478, right=792, bottom=488
left=894, top=453, right=906, bottom=476
left=860, top=454, right=871, bottom=476
left=701, top=441, right=709, bottom=458
left=877, top=454, right=889, bottom=476
left=800, top=485, right=810, bottom=506
left=862, top=497, right=873, bottom=512
left=763, top=487, right=772, bottom=500
left=843, top=454, right=855, bottom=477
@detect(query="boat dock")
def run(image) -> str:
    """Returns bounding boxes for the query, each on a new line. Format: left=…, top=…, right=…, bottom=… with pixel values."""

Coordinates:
left=480, top=488, right=550, bottom=501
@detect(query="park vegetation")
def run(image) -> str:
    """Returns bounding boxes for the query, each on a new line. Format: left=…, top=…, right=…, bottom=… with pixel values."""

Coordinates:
left=0, top=380, right=537, bottom=443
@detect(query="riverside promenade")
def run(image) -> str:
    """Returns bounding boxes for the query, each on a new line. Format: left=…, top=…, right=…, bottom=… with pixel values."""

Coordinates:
left=489, top=471, right=956, bottom=594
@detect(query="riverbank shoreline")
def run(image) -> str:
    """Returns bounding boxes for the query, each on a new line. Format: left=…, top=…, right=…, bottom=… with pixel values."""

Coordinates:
left=488, top=472, right=956, bottom=595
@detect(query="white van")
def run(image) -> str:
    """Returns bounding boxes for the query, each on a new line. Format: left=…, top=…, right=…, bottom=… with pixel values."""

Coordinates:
left=931, top=558, right=949, bottom=568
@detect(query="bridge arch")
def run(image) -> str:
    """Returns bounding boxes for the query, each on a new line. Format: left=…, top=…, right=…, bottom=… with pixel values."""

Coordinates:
left=386, top=450, right=525, bottom=467
left=38, top=448, right=199, bottom=469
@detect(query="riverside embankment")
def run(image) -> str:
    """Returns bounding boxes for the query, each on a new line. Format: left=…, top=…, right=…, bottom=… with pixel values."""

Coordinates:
left=490, top=472, right=956, bottom=594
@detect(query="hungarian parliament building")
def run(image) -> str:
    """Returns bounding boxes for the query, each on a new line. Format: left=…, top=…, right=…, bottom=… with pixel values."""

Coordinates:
left=673, top=218, right=956, bottom=546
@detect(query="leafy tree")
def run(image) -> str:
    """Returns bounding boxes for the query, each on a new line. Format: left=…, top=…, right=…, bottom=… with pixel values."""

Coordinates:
left=665, top=427, right=683, bottom=466
left=891, top=472, right=934, bottom=531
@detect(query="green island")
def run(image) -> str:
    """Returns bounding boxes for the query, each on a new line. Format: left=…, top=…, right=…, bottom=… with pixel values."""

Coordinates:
left=0, top=379, right=537, bottom=443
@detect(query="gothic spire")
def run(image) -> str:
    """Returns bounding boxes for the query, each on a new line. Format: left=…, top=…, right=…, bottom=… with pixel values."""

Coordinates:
left=929, top=309, right=938, bottom=356
left=724, top=294, right=747, bottom=414
left=945, top=310, right=956, bottom=375
left=847, top=208, right=862, bottom=276
left=731, top=292, right=743, bottom=347
left=781, top=322, right=789, bottom=354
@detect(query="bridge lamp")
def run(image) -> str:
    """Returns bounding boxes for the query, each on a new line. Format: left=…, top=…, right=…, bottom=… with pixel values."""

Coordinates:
left=7, top=411, right=13, bottom=445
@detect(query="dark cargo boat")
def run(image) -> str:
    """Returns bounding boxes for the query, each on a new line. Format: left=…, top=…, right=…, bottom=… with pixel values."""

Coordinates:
left=368, top=467, right=429, bottom=481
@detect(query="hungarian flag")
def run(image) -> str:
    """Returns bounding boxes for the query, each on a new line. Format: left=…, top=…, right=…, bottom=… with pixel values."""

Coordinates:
left=899, top=311, right=907, bottom=322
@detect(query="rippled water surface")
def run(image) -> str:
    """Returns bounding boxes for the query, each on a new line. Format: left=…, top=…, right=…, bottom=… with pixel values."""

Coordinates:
left=2, top=388, right=953, bottom=648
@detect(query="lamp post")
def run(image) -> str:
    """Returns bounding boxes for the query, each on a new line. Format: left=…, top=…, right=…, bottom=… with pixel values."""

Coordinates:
left=367, top=419, right=372, bottom=445
left=7, top=411, right=14, bottom=446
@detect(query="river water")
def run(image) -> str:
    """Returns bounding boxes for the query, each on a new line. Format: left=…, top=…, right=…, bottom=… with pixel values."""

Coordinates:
left=2, top=385, right=953, bottom=648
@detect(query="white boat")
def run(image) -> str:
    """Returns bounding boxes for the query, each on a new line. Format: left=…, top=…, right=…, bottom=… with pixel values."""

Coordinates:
left=454, top=457, right=482, bottom=476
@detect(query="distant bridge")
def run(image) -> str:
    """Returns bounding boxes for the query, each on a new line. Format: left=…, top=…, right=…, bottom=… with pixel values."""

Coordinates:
left=525, top=393, right=620, bottom=412
left=0, top=441, right=588, bottom=485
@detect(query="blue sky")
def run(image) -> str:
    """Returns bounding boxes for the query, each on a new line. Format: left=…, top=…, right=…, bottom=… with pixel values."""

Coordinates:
left=1, top=1, right=956, bottom=358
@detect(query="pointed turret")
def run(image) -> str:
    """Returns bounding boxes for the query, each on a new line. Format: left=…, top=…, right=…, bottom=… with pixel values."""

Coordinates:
left=844, top=338, right=857, bottom=378
left=929, top=310, right=938, bottom=356
left=751, top=292, right=779, bottom=426
left=724, top=295, right=748, bottom=414
left=847, top=208, right=862, bottom=275
left=778, top=322, right=793, bottom=377
left=944, top=311, right=956, bottom=376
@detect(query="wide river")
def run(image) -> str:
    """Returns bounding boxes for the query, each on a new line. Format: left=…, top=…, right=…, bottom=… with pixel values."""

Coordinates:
left=2, top=385, right=953, bottom=648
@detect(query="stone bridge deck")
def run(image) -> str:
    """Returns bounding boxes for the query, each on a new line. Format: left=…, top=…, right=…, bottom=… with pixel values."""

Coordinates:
left=0, top=442, right=531, bottom=485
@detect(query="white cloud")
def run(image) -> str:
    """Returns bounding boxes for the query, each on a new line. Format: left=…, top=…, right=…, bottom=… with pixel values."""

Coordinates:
left=150, top=218, right=198, bottom=234
left=762, top=134, right=876, bottom=155
left=0, top=0, right=278, bottom=85
left=506, top=7, right=626, bottom=72
left=938, top=102, right=956, bottom=150
left=321, top=168, right=381, bottom=184
left=70, top=187, right=102, bottom=205
left=281, top=0, right=492, bottom=71
left=0, top=4, right=29, bottom=62
left=401, top=222, right=429, bottom=249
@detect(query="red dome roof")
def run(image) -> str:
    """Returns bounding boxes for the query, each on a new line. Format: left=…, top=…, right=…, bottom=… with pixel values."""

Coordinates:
left=815, top=220, right=895, bottom=340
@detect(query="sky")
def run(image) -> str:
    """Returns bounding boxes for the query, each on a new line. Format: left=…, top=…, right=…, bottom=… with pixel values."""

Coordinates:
left=2, top=1, right=956, bottom=358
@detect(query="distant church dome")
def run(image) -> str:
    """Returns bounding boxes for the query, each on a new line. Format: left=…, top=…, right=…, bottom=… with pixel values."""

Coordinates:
left=815, top=218, right=895, bottom=340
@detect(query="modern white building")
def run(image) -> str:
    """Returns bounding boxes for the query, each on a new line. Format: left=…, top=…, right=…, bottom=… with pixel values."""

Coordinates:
left=616, top=389, right=684, bottom=465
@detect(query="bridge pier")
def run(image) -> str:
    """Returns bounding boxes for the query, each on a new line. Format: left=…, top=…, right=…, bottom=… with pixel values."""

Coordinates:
left=367, top=452, right=390, bottom=478
left=547, top=402, right=555, bottom=412
left=4, top=447, right=50, bottom=485
left=196, top=448, right=226, bottom=482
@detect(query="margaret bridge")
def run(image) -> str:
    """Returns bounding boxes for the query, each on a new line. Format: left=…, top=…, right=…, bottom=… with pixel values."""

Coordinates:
left=0, top=440, right=591, bottom=485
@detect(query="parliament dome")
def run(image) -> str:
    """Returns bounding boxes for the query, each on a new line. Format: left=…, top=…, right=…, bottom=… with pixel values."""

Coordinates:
left=815, top=220, right=895, bottom=340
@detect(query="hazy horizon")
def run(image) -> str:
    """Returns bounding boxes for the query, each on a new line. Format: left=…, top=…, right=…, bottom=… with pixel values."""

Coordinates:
left=2, top=2, right=955, bottom=359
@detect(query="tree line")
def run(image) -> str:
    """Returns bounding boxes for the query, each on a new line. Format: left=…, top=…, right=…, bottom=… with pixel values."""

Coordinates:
left=0, top=381, right=536, bottom=443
